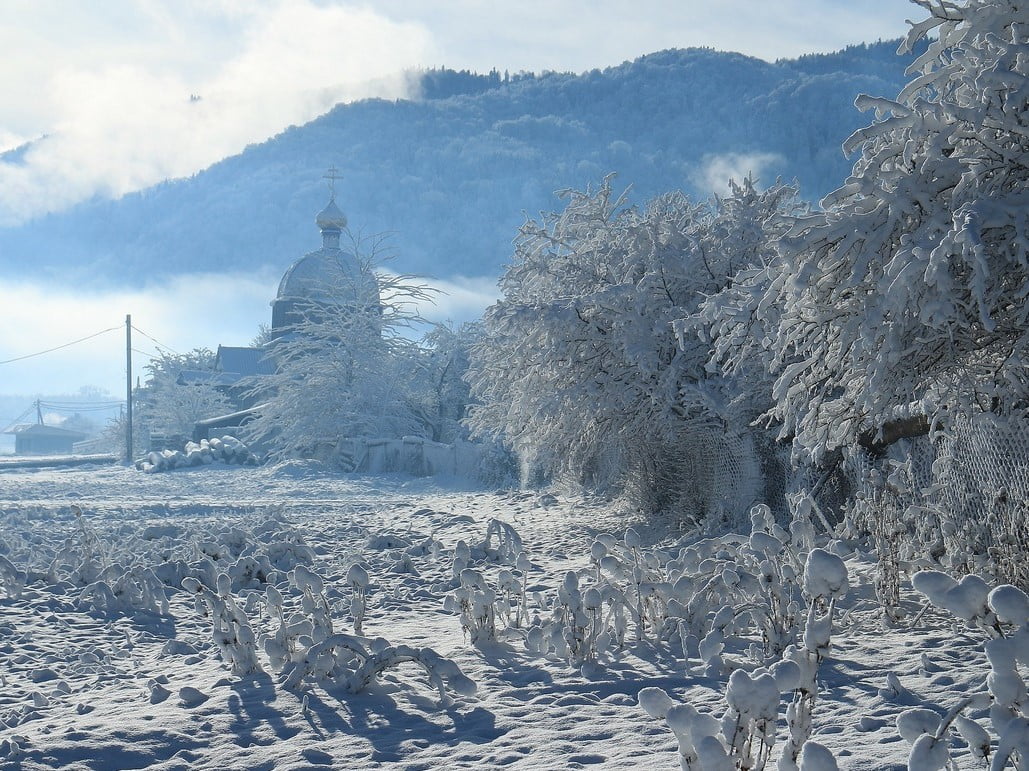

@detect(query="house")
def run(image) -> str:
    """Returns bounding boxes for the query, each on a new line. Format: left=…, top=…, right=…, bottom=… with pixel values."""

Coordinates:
left=175, top=344, right=276, bottom=411
left=4, top=424, right=87, bottom=455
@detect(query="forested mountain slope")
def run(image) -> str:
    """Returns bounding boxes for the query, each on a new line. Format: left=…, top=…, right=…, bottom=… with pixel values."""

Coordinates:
left=0, top=41, right=917, bottom=284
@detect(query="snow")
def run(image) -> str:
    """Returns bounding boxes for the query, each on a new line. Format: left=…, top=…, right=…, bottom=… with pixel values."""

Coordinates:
left=0, top=464, right=1013, bottom=769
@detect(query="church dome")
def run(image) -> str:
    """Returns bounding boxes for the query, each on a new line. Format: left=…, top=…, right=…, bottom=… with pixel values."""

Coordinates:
left=315, top=198, right=347, bottom=231
left=276, top=250, right=371, bottom=303
left=271, top=246, right=380, bottom=335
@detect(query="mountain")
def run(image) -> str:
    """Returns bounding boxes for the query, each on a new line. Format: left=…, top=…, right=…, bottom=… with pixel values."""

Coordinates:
left=0, top=42, right=918, bottom=285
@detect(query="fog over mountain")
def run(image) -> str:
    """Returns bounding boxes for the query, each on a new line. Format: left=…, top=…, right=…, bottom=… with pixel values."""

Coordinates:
left=0, top=41, right=917, bottom=287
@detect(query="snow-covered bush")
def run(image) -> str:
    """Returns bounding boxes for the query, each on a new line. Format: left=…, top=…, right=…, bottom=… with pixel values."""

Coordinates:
left=78, top=564, right=169, bottom=616
left=263, top=583, right=307, bottom=672
left=639, top=669, right=790, bottom=771
left=290, top=564, right=334, bottom=643
left=908, top=572, right=1029, bottom=769
left=514, top=501, right=828, bottom=677
left=637, top=546, right=847, bottom=771
left=479, top=518, right=524, bottom=565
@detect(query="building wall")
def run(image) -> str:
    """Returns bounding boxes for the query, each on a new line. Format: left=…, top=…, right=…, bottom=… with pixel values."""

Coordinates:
left=15, top=435, right=76, bottom=455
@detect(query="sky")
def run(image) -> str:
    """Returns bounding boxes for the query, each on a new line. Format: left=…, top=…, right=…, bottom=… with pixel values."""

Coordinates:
left=0, top=0, right=917, bottom=409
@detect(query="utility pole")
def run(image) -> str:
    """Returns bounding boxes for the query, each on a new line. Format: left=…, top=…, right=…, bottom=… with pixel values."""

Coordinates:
left=125, top=314, right=133, bottom=463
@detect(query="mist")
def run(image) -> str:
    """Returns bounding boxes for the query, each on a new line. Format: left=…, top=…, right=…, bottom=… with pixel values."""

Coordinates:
left=0, top=270, right=496, bottom=399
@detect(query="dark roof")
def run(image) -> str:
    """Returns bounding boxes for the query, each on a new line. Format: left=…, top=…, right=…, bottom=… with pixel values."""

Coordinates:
left=215, top=345, right=276, bottom=376
left=4, top=423, right=87, bottom=440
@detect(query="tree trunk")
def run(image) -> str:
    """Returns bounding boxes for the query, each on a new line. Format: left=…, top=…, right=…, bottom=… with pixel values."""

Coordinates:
left=858, top=415, right=931, bottom=456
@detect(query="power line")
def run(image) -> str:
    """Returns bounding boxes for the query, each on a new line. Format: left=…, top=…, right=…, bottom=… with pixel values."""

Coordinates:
left=0, top=406, right=36, bottom=433
left=0, top=326, right=121, bottom=365
left=131, top=325, right=181, bottom=357
left=38, top=402, right=124, bottom=413
left=39, top=404, right=123, bottom=410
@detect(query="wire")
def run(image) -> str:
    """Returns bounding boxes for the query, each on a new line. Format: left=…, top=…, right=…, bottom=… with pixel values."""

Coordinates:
left=131, top=325, right=181, bottom=357
left=0, top=406, right=36, bottom=433
left=38, top=403, right=124, bottom=413
left=38, top=402, right=124, bottom=409
left=0, top=326, right=122, bottom=365
left=131, top=347, right=162, bottom=358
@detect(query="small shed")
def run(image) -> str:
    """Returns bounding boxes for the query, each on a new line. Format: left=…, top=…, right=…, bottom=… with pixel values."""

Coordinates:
left=5, top=424, right=87, bottom=455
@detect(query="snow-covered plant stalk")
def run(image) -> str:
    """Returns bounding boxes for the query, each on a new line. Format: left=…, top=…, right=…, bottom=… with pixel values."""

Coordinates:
left=290, top=564, right=333, bottom=644
left=778, top=548, right=848, bottom=771
left=480, top=518, right=524, bottom=565
left=280, top=632, right=476, bottom=705
left=72, top=506, right=107, bottom=569
left=747, top=504, right=803, bottom=657
left=0, top=554, right=26, bottom=599
left=452, top=539, right=471, bottom=585
left=182, top=573, right=262, bottom=675
left=514, top=551, right=531, bottom=628
left=445, top=568, right=498, bottom=644
left=347, top=563, right=369, bottom=636
left=554, top=570, right=591, bottom=665
left=895, top=699, right=987, bottom=771
left=262, top=583, right=307, bottom=672
left=591, top=529, right=669, bottom=642
left=495, top=568, right=522, bottom=628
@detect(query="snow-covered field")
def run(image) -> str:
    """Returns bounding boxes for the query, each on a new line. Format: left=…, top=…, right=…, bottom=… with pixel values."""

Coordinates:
left=0, top=463, right=1001, bottom=770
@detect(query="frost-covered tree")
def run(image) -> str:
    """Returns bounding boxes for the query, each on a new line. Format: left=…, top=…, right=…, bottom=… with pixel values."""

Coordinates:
left=468, top=176, right=801, bottom=513
left=134, top=349, right=231, bottom=439
left=706, top=0, right=1029, bottom=461
left=408, top=322, right=480, bottom=444
left=244, top=261, right=438, bottom=460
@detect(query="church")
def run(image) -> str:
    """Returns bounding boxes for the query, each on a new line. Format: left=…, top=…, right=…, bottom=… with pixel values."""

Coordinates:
left=186, top=170, right=381, bottom=439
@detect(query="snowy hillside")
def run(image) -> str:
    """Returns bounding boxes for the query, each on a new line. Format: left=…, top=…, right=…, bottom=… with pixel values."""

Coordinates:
left=0, top=42, right=917, bottom=285
left=0, top=464, right=1012, bottom=770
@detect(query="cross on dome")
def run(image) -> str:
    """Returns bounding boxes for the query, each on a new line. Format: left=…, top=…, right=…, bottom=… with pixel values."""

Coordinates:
left=323, top=166, right=343, bottom=199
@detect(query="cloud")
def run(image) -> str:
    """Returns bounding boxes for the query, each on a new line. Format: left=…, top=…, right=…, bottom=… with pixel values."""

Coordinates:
left=372, top=0, right=913, bottom=73
left=692, top=152, right=785, bottom=195
left=408, top=274, right=499, bottom=325
left=0, top=0, right=434, bottom=225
